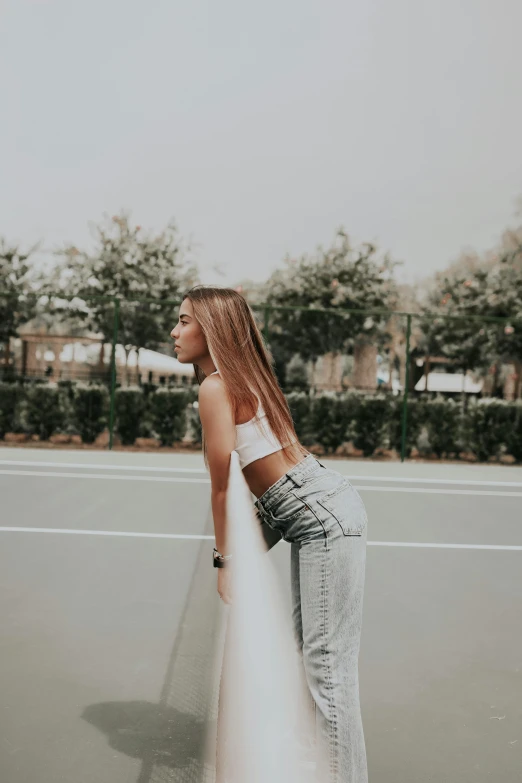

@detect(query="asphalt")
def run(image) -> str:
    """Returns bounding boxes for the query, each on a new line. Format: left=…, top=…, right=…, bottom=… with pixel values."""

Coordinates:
left=0, top=447, right=521, bottom=782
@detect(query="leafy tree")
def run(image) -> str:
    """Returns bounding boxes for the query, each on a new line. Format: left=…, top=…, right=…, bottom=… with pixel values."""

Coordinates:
left=421, top=224, right=522, bottom=397
left=46, top=212, right=199, bottom=380
left=420, top=268, right=491, bottom=372
left=263, top=229, right=399, bottom=387
left=0, top=239, right=38, bottom=369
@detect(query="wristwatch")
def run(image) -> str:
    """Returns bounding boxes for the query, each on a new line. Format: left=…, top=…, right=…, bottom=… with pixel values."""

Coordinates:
left=213, top=547, right=232, bottom=568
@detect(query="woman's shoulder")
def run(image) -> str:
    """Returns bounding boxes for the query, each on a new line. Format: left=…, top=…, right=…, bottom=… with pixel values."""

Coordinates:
left=198, top=375, right=233, bottom=428
left=199, top=371, right=225, bottom=400
left=199, top=373, right=259, bottom=426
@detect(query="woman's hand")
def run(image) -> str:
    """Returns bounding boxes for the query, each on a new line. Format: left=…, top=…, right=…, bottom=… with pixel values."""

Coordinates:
left=217, top=566, right=233, bottom=605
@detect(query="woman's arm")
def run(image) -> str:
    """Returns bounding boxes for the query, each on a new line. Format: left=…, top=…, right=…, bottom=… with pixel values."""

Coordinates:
left=198, top=377, right=237, bottom=556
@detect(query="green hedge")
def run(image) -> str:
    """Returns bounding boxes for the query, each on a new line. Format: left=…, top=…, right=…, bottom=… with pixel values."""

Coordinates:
left=73, top=385, right=109, bottom=444
left=422, top=398, right=463, bottom=458
left=115, top=388, right=147, bottom=445
left=149, top=388, right=190, bottom=446
left=506, top=401, right=522, bottom=462
left=308, top=393, right=350, bottom=453
left=0, top=381, right=110, bottom=441
left=286, top=391, right=314, bottom=444
left=0, top=383, right=20, bottom=437
left=25, top=385, right=67, bottom=440
left=186, top=402, right=202, bottom=445
left=1, top=381, right=522, bottom=463
left=114, top=386, right=198, bottom=445
left=348, top=395, right=392, bottom=457
left=460, top=399, right=517, bottom=462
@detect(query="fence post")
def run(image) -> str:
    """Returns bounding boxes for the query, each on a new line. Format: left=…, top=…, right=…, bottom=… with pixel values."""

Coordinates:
left=108, top=298, right=120, bottom=450
left=400, top=314, right=412, bottom=463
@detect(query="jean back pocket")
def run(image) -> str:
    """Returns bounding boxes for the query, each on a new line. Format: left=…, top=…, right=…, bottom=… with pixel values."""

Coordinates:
left=317, top=479, right=367, bottom=536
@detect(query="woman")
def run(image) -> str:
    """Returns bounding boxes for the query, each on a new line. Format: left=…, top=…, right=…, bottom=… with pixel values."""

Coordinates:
left=170, top=285, right=369, bottom=783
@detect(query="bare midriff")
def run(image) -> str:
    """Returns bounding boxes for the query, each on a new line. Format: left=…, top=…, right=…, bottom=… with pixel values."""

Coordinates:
left=234, top=397, right=306, bottom=498
left=241, top=449, right=305, bottom=499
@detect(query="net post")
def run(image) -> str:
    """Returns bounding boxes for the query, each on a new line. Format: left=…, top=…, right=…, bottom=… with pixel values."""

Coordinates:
left=400, top=314, right=412, bottom=463
left=108, top=298, right=120, bottom=451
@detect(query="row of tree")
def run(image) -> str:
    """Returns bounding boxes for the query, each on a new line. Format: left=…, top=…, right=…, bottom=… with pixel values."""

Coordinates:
left=1, top=210, right=522, bottom=393
left=1, top=215, right=198, bottom=376
left=419, top=224, right=522, bottom=397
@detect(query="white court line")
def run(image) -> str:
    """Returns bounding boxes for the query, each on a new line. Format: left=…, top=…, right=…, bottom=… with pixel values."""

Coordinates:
left=355, top=486, right=522, bottom=497
left=349, top=475, right=522, bottom=488
left=2, top=469, right=522, bottom=497
left=367, top=541, right=522, bottom=550
left=0, top=459, right=207, bottom=474
left=0, top=527, right=521, bottom=550
left=0, top=469, right=210, bottom=484
left=1, top=460, right=522, bottom=488
left=0, top=527, right=214, bottom=539
left=1, top=469, right=522, bottom=497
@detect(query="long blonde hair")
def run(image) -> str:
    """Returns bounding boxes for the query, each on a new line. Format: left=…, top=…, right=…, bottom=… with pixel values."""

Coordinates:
left=182, top=285, right=309, bottom=469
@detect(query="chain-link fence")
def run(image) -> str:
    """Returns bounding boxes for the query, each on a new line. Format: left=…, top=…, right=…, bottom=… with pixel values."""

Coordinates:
left=1, top=292, right=521, bottom=462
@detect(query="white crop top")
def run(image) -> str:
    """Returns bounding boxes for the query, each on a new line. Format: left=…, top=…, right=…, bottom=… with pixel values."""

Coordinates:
left=208, top=371, right=296, bottom=469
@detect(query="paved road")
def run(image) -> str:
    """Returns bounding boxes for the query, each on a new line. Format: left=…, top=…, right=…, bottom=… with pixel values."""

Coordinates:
left=0, top=448, right=521, bottom=782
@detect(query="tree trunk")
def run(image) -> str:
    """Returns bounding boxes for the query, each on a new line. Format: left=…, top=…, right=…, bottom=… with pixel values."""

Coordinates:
left=488, top=362, right=501, bottom=398
left=70, top=342, right=77, bottom=381
left=96, top=341, right=105, bottom=382
left=312, top=352, right=342, bottom=391
left=353, top=342, right=377, bottom=392
left=514, top=359, right=522, bottom=400
left=383, top=347, right=395, bottom=390
left=424, top=356, right=431, bottom=393
left=124, top=348, right=131, bottom=387
left=21, top=340, right=28, bottom=377
left=52, top=341, right=63, bottom=380
left=325, top=351, right=342, bottom=391
left=503, top=363, right=517, bottom=401
left=136, top=348, right=141, bottom=386
left=25, top=340, right=38, bottom=377
left=461, top=367, right=468, bottom=411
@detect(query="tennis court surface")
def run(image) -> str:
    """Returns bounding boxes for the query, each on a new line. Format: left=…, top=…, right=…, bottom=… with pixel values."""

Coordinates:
left=1, top=447, right=521, bottom=782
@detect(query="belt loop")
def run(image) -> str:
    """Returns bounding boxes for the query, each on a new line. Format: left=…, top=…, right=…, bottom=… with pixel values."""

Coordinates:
left=286, top=453, right=314, bottom=487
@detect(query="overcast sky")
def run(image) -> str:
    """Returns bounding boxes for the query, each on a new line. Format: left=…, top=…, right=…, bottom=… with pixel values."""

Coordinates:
left=2, top=0, right=521, bottom=287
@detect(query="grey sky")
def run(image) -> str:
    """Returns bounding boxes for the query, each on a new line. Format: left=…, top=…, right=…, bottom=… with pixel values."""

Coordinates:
left=2, top=0, right=521, bottom=287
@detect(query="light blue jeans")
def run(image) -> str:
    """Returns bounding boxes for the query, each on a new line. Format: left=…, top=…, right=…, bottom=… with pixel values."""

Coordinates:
left=254, top=453, right=368, bottom=783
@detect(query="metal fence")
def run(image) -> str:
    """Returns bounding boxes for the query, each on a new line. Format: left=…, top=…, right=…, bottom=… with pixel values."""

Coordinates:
left=1, top=291, right=521, bottom=460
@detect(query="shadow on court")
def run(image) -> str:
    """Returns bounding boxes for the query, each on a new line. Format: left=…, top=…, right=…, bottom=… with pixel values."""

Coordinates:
left=82, top=701, right=209, bottom=773
left=80, top=508, right=226, bottom=783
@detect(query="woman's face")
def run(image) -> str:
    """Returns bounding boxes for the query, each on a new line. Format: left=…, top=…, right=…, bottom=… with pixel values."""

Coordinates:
left=170, top=298, right=208, bottom=364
